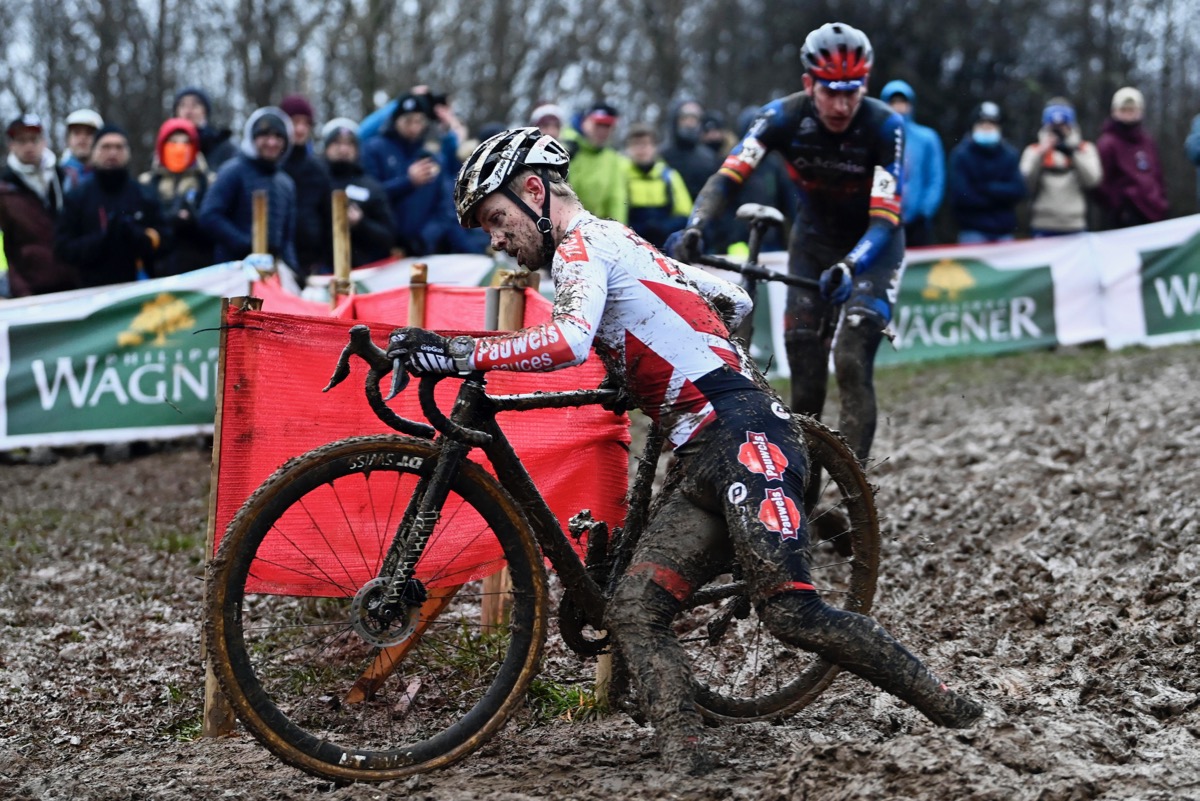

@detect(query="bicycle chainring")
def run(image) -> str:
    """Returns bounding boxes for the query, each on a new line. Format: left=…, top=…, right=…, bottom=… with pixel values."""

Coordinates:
left=557, top=595, right=610, bottom=657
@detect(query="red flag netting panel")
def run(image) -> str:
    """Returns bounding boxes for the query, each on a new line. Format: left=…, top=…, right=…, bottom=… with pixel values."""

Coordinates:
left=213, top=293, right=630, bottom=597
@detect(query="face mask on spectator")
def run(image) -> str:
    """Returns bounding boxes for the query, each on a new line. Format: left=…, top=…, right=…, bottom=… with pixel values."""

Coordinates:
left=162, top=141, right=196, bottom=173
left=972, top=129, right=1000, bottom=146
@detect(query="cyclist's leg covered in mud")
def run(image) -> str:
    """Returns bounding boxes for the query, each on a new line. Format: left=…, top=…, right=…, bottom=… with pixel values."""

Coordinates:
left=605, top=480, right=733, bottom=774
left=681, top=390, right=983, bottom=729
left=832, top=233, right=904, bottom=464
left=783, top=234, right=837, bottom=420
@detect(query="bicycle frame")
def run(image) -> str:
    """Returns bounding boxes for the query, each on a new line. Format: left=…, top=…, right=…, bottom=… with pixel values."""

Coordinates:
left=326, top=327, right=628, bottom=631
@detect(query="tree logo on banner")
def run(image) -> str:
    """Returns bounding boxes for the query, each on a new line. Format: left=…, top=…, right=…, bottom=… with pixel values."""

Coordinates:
left=117, top=293, right=197, bottom=347
left=880, top=256, right=1057, bottom=364
left=5, top=291, right=222, bottom=435
left=1140, top=229, right=1200, bottom=340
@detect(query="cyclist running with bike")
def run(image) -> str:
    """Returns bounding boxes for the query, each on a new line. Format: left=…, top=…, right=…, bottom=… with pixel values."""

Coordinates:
left=670, top=22, right=902, bottom=467
left=386, top=124, right=981, bottom=775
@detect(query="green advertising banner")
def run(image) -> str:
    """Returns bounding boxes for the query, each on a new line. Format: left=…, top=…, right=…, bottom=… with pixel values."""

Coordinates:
left=0, top=265, right=248, bottom=448
left=1139, top=229, right=1200, bottom=340
left=879, top=255, right=1058, bottom=365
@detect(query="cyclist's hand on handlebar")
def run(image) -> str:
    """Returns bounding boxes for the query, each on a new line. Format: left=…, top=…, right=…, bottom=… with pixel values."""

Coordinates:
left=665, top=226, right=704, bottom=263
left=386, top=327, right=475, bottom=375
left=819, top=262, right=853, bottom=305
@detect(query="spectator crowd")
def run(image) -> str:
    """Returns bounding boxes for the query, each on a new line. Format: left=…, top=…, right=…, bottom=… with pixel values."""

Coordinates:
left=0, top=80, right=1181, bottom=300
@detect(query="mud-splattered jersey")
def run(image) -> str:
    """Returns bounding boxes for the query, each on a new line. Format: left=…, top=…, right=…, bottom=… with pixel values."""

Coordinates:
left=467, top=212, right=754, bottom=448
left=693, top=92, right=905, bottom=272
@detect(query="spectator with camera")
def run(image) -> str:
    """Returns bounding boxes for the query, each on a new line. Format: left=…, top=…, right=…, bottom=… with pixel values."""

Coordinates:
left=138, top=118, right=216, bottom=275
left=362, top=93, right=483, bottom=256
left=1019, top=97, right=1102, bottom=237
left=321, top=117, right=394, bottom=267
left=55, top=124, right=166, bottom=287
left=358, top=87, right=467, bottom=174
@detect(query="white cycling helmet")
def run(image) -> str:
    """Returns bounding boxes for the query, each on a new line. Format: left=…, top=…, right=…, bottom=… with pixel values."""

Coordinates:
left=454, top=126, right=570, bottom=229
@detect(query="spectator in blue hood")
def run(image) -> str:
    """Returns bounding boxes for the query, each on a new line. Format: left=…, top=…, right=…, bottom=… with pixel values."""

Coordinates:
left=361, top=93, right=484, bottom=256
left=199, top=107, right=298, bottom=270
left=660, top=99, right=721, bottom=200
left=173, top=87, right=238, bottom=171
left=881, top=80, right=945, bottom=246
left=948, top=101, right=1026, bottom=243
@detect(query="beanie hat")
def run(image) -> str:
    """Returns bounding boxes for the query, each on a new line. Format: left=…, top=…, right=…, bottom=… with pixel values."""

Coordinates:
left=91, top=123, right=129, bottom=149
left=321, top=117, right=359, bottom=145
left=6, top=113, right=44, bottom=138
left=251, top=113, right=289, bottom=139
left=279, top=93, right=316, bottom=120
left=1111, top=86, right=1144, bottom=111
left=173, top=87, right=212, bottom=118
left=1042, top=100, right=1076, bottom=127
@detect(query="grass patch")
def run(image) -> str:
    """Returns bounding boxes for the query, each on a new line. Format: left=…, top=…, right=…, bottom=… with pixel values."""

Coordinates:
left=526, top=678, right=605, bottom=724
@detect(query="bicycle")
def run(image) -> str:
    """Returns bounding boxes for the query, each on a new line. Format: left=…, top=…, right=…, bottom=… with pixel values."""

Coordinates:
left=206, top=291, right=877, bottom=785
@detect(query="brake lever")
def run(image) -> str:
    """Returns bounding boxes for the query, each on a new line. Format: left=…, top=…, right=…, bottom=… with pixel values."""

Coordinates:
left=322, top=340, right=355, bottom=392
left=385, top=358, right=410, bottom=400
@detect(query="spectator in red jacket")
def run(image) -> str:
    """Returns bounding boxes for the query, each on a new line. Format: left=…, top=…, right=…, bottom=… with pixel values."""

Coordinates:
left=0, top=114, right=79, bottom=296
left=1095, top=87, right=1168, bottom=229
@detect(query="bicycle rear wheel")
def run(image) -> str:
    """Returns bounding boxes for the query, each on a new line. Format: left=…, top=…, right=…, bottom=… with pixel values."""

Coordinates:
left=678, top=416, right=879, bottom=722
left=207, top=435, right=548, bottom=782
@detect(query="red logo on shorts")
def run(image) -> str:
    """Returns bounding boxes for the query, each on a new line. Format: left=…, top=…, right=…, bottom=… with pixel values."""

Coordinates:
left=758, top=488, right=801, bottom=541
left=738, top=432, right=788, bottom=481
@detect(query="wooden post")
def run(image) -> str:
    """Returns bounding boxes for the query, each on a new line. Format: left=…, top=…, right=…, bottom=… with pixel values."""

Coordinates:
left=330, top=190, right=352, bottom=308
left=203, top=295, right=263, bottom=738
left=408, top=262, right=428, bottom=325
left=251, top=190, right=268, bottom=254
left=479, top=270, right=533, bottom=631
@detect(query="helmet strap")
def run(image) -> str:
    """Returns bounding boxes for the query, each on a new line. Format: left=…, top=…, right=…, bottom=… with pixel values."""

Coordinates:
left=499, top=169, right=557, bottom=265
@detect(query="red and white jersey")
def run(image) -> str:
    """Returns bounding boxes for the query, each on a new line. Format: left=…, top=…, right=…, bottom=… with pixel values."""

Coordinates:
left=469, top=212, right=753, bottom=448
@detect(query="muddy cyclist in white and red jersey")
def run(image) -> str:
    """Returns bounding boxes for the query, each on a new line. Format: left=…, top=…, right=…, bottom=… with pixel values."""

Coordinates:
left=385, top=126, right=982, bottom=774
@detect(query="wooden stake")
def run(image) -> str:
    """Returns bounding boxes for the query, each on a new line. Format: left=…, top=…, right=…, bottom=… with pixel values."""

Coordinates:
left=251, top=190, right=268, bottom=255
left=330, top=190, right=351, bottom=308
left=203, top=295, right=263, bottom=738
left=408, top=262, right=428, bottom=325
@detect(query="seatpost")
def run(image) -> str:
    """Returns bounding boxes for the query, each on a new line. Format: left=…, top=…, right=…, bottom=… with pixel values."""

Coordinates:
left=734, top=222, right=768, bottom=342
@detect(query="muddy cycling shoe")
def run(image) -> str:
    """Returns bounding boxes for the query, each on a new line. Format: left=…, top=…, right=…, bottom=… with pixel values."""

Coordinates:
left=659, top=734, right=715, bottom=776
left=913, top=684, right=984, bottom=728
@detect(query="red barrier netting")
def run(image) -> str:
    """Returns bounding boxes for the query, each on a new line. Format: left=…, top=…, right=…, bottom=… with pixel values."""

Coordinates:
left=213, top=294, right=630, bottom=596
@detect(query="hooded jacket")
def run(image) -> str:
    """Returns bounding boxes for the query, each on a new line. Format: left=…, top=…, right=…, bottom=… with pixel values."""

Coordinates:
left=139, top=118, right=216, bottom=275
left=198, top=107, right=298, bottom=270
left=625, top=158, right=692, bottom=248
left=660, top=99, right=721, bottom=200
left=0, top=152, right=78, bottom=296
left=1095, top=117, right=1167, bottom=225
left=880, top=80, right=945, bottom=225
left=948, top=135, right=1026, bottom=236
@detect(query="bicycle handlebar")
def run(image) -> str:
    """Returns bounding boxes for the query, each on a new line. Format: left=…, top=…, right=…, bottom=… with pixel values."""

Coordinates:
left=693, top=254, right=826, bottom=291
left=325, top=324, right=626, bottom=445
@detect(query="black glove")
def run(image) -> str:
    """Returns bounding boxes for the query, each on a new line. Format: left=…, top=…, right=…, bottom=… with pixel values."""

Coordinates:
left=597, top=371, right=633, bottom=415
left=386, top=327, right=474, bottom=375
left=667, top=226, right=704, bottom=263
left=819, top=262, right=853, bottom=305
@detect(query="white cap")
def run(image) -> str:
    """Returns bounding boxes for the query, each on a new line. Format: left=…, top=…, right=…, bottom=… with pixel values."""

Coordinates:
left=321, top=116, right=360, bottom=143
left=65, top=108, right=103, bottom=130
left=529, top=103, right=566, bottom=126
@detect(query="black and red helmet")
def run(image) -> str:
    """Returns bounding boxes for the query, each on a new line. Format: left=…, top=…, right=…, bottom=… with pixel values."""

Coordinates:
left=800, top=22, right=874, bottom=90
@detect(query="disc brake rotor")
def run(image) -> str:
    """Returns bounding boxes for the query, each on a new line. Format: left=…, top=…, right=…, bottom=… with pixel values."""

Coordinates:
left=350, top=577, right=421, bottom=647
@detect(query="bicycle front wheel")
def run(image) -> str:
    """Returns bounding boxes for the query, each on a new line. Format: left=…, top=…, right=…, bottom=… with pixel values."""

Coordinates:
left=207, top=435, right=548, bottom=782
left=680, top=416, right=880, bottom=722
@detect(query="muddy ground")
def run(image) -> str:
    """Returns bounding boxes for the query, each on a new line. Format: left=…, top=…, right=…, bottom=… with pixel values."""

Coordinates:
left=2, top=343, right=1198, bottom=801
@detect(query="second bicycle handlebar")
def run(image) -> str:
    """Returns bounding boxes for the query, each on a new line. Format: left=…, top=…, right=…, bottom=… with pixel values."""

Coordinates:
left=693, top=253, right=841, bottom=292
